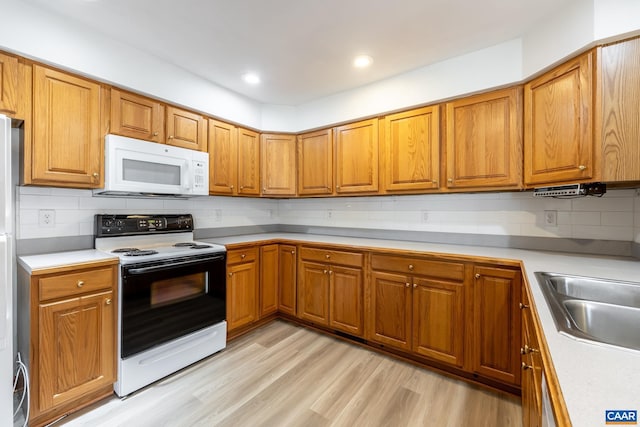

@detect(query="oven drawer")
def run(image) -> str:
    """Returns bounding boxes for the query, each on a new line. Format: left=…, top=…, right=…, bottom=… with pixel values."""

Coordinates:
left=39, top=267, right=115, bottom=301
left=227, top=247, right=258, bottom=265
left=299, top=246, right=363, bottom=267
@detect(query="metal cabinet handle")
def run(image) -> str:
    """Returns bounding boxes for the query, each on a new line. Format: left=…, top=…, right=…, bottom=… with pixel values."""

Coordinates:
left=408, top=264, right=414, bottom=271
left=413, top=283, right=417, bottom=288
left=519, top=303, right=529, bottom=310
left=521, top=345, right=539, bottom=354
left=230, top=185, right=234, bottom=190
left=168, top=135, right=174, bottom=139
left=578, top=165, right=587, bottom=171
left=522, top=362, right=532, bottom=370
left=240, top=186, right=244, bottom=190
left=153, top=132, right=159, bottom=136
left=405, top=283, right=410, bottom=288
left=263, top=188, right=266, bottom=192
left=329, top=270, right=333, bottom=275
left=92, top=172, right=99, bottom=181
left=323, top=270, right=328, bottom=274
left=432, top=180, right=438, bottom=184
left=228, top=272, right=233, bottom=277
left=448, top=178, right=453, bottom=183
left=77, top=280, right=84, bottom=288
left=475, top=273, right=481, bottom=279
left=291, top=250, right=295, bottom=255
left=325, top=254, right=330, bottom=259
left=241, top=254, right=246, bottom=259
left=105, top=298, right=112, bottom=305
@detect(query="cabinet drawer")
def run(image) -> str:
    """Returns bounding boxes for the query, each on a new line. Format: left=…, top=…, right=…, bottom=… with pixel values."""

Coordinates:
left=227, top=247, right=258, bottom=265
left=299, top=247, right=363, bottom=267
left=370, top=254, right=464, bottom=281
left=39, top=267, right=114, bottom=301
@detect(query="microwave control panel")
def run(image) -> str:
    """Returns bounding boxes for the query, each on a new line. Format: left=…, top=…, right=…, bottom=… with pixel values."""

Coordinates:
left=193, top=160, right=207, bottom=191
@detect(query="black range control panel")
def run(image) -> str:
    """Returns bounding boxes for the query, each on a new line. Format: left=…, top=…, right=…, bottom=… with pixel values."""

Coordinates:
left=95, top=214, right=193, bottom=237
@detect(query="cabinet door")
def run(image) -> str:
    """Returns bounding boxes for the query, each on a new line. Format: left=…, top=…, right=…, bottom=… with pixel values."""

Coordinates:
left=329, top=265, right=363, bottom=337
left=368, top=271, right=412, bottom=351
left=166, top=106, right=206, bottom=151
left=334, top=118, right=379, bottom=194
left=0, top=52, right=18, bottom=115
left=522, top=305, right=542, bottom=427
left=278, top=245, right=297, bottom=316
left=38, top=291, right=114, bottom=412
left=601, top=38, right=640, bottom=182
left=110, top=89, right=164, bottom=143
left=227, top=260, right=258, bottom=331
left=472, top=266, right=521, bottom=384
left=445, top=87, right=522, bottom=189
left=208, top=119, right=238, bottom=195
left=297, top=260, right=330, bottom=326
left=524, top=51, right=594, bottom=185
left=32, top=65, right=102, bottom=187
left=237, top=127, right=261, bottom=195
left=261, top=133, right=296, bottom=196
left=298, top=129, right=333, bottom=195
left=259, top=244, right=279, bottom=317
left=381, top=106, right=440, bottom=192
left=412, top=278, right=464, bottom=367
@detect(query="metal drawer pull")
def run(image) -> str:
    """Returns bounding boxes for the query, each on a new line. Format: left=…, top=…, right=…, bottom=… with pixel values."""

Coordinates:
left=522, top=362, right=532, bottom=370
left=519, top=302, right=529, bottom=310
left=77, top=280, right=84, bottom=288
left=521, top=345, right=539, bottom=354
left=241, top=254, right=246, bottom=259
left=105, top=299, right=112, bottom=305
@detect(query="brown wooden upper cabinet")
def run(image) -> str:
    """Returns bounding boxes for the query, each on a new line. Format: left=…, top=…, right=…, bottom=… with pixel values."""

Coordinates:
left=166, top=105, right=207, bottom=151
left=110, top=88, right=164, bottom=143
left=524, top=51, right=595, bottom=185
left=381, top=106, right=440, bottom=192
left=445, top=87, right=523, bottom=190
left=261, top=133, right=297, bottom=196
left=334, top=118, right=379, bottom=194
left=297, top=129, right=333, bottom=195
left=0, top=52, right=18, bottom=115
left=29, top=65, right=104, bottom=188
left=208, top=119, right=238, bottom=195
left=237, top=127, right=261, bottom=196
left=601, top=37, right=640, bottom=182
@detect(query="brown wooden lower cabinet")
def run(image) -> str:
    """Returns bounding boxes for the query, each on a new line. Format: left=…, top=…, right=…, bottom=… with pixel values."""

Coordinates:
left=368, top=255, right=466, bottom=367
left=297, top=246, right=364, bottom=337
left=278, top=244, right=297, bottom=315
left=19, top=261, right=118, bottom=427
left=259, top=244, right=279, bottom=317
left=225, top=243, right=525, bottom=395
left=226, top=247, right=259, bottom=332
left=472, top=265, right=521, bottom=385
left=522, top=282, right=543, bottom=427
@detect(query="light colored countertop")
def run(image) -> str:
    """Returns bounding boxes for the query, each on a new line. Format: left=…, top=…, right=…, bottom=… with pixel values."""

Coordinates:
left=18, top=249, right=118, bottom=274
left=204, top=233, right=640, bottom=427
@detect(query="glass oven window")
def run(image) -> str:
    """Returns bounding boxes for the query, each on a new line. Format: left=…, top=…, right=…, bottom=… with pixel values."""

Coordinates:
left=150, top=272, right=206, bottom=307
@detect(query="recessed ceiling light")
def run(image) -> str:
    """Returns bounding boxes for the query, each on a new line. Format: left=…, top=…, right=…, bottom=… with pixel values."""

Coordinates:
left=353, top=55, right=373, bottom=68
left=242, top=72, right=261, bottom=85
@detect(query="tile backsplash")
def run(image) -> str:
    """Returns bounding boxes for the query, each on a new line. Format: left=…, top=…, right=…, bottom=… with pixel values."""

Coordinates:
left=16, top=186, right=640, bottom=243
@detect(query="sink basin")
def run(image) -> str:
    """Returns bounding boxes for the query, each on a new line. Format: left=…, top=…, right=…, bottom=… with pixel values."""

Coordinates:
left=544, top=274, right=640, bottom=307
left=535, top=272, right=640, bottom=351
left=563, top=299, right=640, bottom=350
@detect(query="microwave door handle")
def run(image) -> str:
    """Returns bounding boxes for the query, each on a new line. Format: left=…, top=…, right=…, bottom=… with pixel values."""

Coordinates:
left=126, top=256, right=225, bottom=275
left=182, top=163, right=191, bottom=191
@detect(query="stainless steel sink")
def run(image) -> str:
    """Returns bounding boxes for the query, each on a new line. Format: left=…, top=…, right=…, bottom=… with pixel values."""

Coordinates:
left=535, top=272, right=640, bottom=351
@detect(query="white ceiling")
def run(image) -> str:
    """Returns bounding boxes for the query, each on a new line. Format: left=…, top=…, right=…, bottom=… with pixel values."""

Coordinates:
left=22, top=0, right=572, bottom=105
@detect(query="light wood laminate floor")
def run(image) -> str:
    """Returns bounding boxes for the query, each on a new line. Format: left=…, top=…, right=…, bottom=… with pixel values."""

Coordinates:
left=60, top=320, right=522, bottom=427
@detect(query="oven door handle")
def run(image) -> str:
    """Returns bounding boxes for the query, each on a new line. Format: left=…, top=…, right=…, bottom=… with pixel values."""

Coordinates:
left=126, top=256, right=225, bottom=275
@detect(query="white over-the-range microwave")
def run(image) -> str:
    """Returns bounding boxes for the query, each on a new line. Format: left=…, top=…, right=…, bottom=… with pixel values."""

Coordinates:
left=94, top=134, right=209, bottom=198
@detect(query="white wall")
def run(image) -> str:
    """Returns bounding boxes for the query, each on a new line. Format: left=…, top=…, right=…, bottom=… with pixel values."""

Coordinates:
left=594, top=0, right=640, bottom=41
left=0, top=0, right=263, bottom=129
left=292, top=39, right=523, bottom=132
left=17, top=188, right=638, bottom=244
left=15, top=187, right=278, bottom=241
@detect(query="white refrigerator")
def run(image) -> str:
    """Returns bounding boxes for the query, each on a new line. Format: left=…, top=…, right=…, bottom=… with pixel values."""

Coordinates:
left=0, top=114, right=14, bottom=426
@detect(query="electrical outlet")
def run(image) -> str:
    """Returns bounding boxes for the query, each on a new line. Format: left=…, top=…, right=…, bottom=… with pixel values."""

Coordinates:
left=326, top=209, right=333, bottom=219
left=544, top=210, right=557, bottom=227
left=39, top=210, right=55, bottom=227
